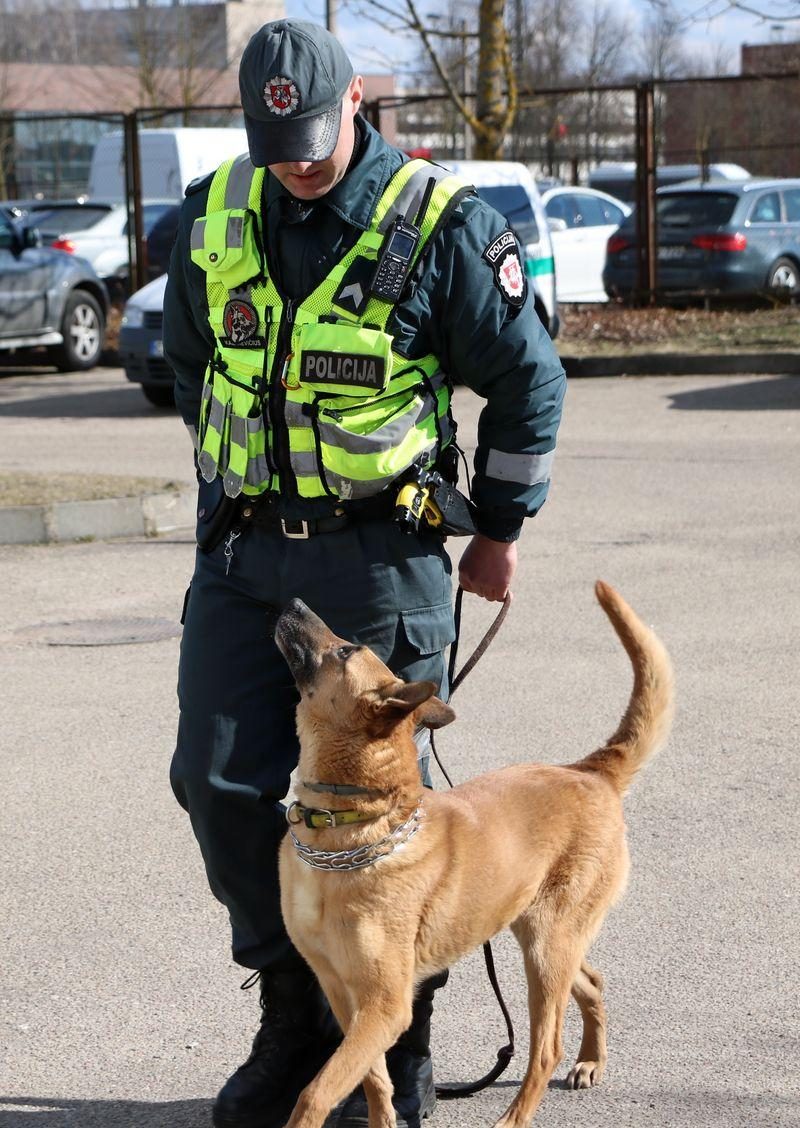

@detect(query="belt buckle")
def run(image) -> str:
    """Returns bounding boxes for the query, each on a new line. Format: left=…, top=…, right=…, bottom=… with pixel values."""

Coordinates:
left=281, top=517, right=311, bottom=539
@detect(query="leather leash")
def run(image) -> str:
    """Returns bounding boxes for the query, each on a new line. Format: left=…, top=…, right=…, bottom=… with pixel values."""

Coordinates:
left=430, top=585, right=516, bottom=1099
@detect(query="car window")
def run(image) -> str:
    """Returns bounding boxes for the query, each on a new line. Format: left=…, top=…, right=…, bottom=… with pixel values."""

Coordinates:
left=29, top=205, right=110, bottom=232
left=121, top=203, right=175, bottom=237
left=545, top=195, right=579, bottom=227
left=476, top=186, right=540, bottom=245
left=749, top=192, right=781, bottom=223
left=656, top=192, right=738, bottom=227
left=599, top=200, right=625, bottom=226
left=570, top=194, right=607, bottom=227
left=781, top=188, right=800, bottom=222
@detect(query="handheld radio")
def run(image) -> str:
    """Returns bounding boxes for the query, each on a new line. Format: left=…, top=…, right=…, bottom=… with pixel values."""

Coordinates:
left=370, top=176, right=437, bottom=303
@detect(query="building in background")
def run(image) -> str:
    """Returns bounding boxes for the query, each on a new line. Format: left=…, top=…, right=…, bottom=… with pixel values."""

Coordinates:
left=662, top=41, right=800, bottom=178
left=0, top=1, right=395, bottom=199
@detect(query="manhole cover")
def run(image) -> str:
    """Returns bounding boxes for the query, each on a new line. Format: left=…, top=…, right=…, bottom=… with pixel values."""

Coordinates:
left=14, top=617, right=182, bottom=647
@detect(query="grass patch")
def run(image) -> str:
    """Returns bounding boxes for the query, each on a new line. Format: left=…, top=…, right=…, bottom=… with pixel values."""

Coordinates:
left=559, top=305, right=800, bottom=356
left=0, top=472, right=186, bottom=508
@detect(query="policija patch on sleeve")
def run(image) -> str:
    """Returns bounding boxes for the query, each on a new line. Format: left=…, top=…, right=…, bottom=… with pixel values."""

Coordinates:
left=482, top=230, right=527, bottom=309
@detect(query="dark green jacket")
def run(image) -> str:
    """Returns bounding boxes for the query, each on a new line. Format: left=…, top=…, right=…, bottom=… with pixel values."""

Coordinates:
left=164, top=118, right=566, bottom=541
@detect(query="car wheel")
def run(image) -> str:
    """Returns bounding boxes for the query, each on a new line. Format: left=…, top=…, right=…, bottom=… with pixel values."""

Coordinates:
left=141, top=383, right=175, bottom=408
left=766, top=257, right=799, bottom=292
left=52, top=291, right=106, bottom=372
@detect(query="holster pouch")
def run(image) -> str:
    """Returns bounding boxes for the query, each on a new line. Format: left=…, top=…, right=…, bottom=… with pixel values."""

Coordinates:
left=196, top=474, right=237, bottom=552
left=428, top=479, right=477, bottom=537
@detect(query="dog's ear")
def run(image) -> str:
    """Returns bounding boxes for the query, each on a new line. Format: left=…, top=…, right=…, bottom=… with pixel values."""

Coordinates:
left=375, top=679, right=438, bottom=719
left=416, top=695, right=456, bottom=730
left=371, top=680, right=456, bottom=730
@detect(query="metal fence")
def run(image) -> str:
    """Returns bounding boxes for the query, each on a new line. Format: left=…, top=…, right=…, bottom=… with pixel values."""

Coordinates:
left=2, top=68, right=799, bottom=302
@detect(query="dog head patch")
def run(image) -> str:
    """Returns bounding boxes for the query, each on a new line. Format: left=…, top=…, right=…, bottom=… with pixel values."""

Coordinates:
left=221, top=299, right=266, bottom=349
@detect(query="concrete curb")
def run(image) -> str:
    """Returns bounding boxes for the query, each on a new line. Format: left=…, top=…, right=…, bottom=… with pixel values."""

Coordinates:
left=562, top=352, right=800, bottom=378
left=0, top=486, right=196, bottom=546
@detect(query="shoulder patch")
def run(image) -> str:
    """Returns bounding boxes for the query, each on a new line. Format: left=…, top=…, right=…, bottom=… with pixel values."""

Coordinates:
left=482, top=229, right=527, bottom=309
left=185, top=171, right=215, bottom=198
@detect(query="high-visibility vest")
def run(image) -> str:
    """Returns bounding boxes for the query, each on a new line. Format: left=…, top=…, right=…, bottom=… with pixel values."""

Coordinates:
left=189, top=155, right=472, bottom=500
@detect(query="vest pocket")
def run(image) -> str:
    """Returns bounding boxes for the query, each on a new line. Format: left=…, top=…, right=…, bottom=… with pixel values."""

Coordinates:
left=314, top=386, right=441, bottom=501
left=190, top=209, right=262, bottom=289
left=287, top=322, right=394, bottom=398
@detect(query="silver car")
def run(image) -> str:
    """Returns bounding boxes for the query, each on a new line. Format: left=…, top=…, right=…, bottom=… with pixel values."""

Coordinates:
left=0, top=206, right=109, bottom=371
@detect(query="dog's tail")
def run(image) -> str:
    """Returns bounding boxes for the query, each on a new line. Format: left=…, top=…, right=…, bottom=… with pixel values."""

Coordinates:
left=574, top=581, right=674, bottom=796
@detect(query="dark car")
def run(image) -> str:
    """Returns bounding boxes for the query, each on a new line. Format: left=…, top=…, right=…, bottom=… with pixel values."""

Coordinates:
left=0, top=205, right=109, bottom=370
left=144, top=203, right=180, bottom=283
left=603, top=178, right=800, bottom=300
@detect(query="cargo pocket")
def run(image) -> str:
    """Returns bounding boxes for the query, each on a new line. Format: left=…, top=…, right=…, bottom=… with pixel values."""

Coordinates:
left=396, top=601, right=456, bottom=694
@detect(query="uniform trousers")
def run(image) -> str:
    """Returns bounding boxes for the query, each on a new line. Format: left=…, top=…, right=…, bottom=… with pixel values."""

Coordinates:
left=171, top=517, right=455, bottom=970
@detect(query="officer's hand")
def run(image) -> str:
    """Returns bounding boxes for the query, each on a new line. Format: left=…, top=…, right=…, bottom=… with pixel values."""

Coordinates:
left=458, top=534, right=517, bottom=602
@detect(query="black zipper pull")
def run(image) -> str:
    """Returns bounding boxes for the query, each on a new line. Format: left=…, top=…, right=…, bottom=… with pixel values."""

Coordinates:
left=322, top=407, right=343, bottom=422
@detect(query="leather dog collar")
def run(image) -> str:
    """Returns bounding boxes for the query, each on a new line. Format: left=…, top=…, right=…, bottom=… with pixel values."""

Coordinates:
left=286, top=801, right=379, bottom=830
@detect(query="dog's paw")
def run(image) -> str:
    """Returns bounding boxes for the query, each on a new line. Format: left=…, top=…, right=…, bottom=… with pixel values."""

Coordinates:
left=565, top=1060, right=605, bottom=1089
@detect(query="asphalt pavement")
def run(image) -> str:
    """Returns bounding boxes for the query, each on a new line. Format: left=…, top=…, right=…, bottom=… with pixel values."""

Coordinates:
left=1, top=365, right=799, bottom=1127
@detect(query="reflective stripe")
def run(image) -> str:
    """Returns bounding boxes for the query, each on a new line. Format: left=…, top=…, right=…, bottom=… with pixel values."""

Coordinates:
left=206, top=391, right=227, bottom=437
left=317, top=396, right=449, bottom=457
left=284, top=400, right=307, bottom=427
left=226, top=214, right=244, bottom=249
left=377, top=163, right=453, bottom=234
left=190, top=217, right=206, bottom=251
left=225, top=154, right=256, bottom=210
left=324, top=468, right=404, bottom=501
left=485, top=448, right=555, bottom=486
left=291, top=450, right=320, bottom=476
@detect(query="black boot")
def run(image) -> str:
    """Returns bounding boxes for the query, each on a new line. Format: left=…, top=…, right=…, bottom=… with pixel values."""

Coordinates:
left=336, top=970, right=449, bottom=1128
left=212, top=965, right=341, bottom=1128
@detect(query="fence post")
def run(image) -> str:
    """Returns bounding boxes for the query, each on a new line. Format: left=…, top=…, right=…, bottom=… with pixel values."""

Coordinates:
left=634, top=82, right=657, bottom=304
left=123, top=112, right=148, bottom=296
left=361, top=99, right=382, bottom=135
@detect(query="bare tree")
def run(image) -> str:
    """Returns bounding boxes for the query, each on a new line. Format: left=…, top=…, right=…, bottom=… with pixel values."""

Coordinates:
left=347, top=0, right=517, bottom=157
left=635, top=1, right=692, bottom=79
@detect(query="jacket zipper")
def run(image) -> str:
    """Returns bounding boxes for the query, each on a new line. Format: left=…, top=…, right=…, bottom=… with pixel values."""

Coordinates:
left=269, top=297, right=297, bottom=498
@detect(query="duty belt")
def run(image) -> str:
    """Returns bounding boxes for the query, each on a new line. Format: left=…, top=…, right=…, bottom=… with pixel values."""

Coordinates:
left=235, top=491, right=395, bottom=539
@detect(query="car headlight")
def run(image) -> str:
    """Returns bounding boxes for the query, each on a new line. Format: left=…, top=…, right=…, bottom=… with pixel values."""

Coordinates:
left=121, top=305, right=145, bottom=328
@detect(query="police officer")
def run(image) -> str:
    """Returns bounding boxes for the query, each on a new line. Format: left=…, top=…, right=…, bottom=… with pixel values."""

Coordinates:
left=164, top=18, right=565, bottom=1128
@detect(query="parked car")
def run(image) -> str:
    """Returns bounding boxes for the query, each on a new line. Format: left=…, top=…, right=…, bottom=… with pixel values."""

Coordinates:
left=541, top=187, right=631, bottom=302
left=603, top=178, right=800, bottom=300
left=88, top=127, right=249, bottom=200
left=588, top=162, right=751, bottom=204
left=0, top=205, right=109, bottom=371
left=119, top=274, right=173, bottom=407
left=443, top=160, right=560, bottom=337
left=143, top=203, right=180, bottom=283
left=15, top=199, right=175, bottom=292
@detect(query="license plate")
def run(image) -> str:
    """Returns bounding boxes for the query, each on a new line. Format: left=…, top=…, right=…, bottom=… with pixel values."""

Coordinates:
left=149, top=339, right=164, bottom=357
left=658, top=246, right=686, bottom=261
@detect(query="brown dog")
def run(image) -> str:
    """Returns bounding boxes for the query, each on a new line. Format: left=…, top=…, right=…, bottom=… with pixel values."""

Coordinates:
left=274, top=582, right=674, bottom=1128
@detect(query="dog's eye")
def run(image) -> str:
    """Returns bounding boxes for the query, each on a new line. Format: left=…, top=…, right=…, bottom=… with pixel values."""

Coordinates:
left=335, top=645, right=361, bottom=661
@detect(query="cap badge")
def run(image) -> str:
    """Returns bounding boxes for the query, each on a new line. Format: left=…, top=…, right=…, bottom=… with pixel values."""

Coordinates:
left=264, top=75, right=300, bottom=117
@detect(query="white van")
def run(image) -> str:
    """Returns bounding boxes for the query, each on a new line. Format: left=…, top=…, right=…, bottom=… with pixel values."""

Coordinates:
left=88, top=127, right=249, bottom=202
left=444, top=160, right=559, bottom=337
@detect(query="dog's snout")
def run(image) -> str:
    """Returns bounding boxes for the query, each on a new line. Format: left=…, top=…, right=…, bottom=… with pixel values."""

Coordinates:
left=286, top=597, right=309, bottom=617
